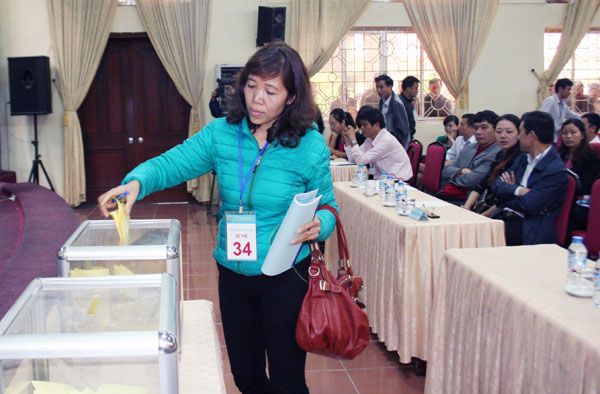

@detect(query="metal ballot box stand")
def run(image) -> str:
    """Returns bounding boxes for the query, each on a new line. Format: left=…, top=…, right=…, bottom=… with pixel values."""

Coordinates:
left=0, top=274, right=179, bottom=394
left=58, top=219, right=182, bottom=298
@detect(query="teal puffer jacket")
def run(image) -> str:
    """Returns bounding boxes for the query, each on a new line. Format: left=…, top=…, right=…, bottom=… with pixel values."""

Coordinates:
left=123, top=117, right=338, bottom=275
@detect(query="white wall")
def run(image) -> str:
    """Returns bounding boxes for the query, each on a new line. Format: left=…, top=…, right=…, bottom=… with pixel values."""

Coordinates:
left=1, top=0, right=598, bottom=200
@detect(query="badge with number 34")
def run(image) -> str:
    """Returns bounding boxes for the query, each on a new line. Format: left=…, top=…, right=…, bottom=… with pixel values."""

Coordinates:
left=225, top=212, right=257, bottom=261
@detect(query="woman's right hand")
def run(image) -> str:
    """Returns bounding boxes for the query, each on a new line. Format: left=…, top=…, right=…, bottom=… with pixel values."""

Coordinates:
left=98, top=180, right=141, bottom=218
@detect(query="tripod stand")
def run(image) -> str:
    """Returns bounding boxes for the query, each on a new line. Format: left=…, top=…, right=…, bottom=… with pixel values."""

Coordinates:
left=27, top=114, right=55, bottom=191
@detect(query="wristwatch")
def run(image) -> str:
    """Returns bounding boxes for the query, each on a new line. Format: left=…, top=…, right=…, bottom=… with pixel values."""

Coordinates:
left=351, top=140, right=358, bottom=146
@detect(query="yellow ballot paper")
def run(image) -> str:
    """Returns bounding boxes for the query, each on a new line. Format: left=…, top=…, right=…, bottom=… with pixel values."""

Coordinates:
left=113, top=264, right=134, bottom=276
left=69, top=266, right=110, bottom=277
left=109, top=199, right=130, bottom=245
left=31, top=380, right=77, bottom=394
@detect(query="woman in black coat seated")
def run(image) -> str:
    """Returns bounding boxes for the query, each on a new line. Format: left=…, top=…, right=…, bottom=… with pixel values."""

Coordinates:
left=463, top=114, right=521, bottom=217
left=557, top=118, right=600, bottom=230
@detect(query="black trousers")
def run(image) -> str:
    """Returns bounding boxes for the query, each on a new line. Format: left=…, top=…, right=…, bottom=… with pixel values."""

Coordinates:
left=497, top=210, right=524, bottom=246
left=218, top=256, right=311, bottom=394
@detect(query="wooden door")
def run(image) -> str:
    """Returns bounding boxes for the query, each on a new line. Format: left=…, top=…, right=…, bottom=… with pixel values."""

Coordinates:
left=79, top=34, right=191, bottom=203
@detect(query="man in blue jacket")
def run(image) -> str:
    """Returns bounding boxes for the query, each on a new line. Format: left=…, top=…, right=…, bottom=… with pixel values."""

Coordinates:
left=491, top=111, right=567, bottom=246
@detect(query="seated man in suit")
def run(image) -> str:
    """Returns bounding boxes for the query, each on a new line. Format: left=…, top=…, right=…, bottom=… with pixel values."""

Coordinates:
left=437, top=110, right=502, bottom=203
left=343, top=106, right=413, bottom=181
left=491, top=111, right=567, bottom=246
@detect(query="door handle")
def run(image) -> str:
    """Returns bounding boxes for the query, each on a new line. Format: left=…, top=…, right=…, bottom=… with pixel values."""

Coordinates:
left=128, top=137, right=134, bottom=144
left=138, top=137, right=144, bottom=144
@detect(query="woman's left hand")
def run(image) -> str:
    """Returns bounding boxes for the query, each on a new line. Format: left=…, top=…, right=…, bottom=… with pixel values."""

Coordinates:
left=291, top=215, right=321, bottom=245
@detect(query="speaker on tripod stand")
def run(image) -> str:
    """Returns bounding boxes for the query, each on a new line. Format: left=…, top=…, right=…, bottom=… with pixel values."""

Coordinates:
left=8, top=56, right=54, bottom=191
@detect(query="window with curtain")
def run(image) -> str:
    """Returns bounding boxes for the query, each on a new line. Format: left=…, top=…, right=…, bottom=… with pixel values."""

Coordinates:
left=544, top=28, right=600, bottom=113
left=311, top=27, right=455, bottom=121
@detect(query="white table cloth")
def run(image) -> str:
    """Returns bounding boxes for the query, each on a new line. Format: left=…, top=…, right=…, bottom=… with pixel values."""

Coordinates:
left=179, top=300, right=226, bottom=394
left=426, top=245, right=600, bottom=394
left=326, top=182, right=505, bottom=363
left=329, top=158, right=357, bottom=182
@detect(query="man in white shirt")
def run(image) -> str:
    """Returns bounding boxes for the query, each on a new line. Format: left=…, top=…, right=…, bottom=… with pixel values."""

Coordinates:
left=343, top=106, right=413, bottom=181
left=491, top=111, right=567, bottom=246
left=445, top=113, right=476, bottom=164
left=582, top=112, right=600, bottom=144
left=540, top=78, right=581, bottom=142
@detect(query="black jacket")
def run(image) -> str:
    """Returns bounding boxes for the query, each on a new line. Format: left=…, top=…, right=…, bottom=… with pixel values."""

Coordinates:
left=569, top=149, right=600, bottom=195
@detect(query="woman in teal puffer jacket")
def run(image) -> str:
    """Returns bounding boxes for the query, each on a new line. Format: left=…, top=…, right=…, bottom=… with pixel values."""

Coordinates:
left=99, top=42, right=338, bottom=393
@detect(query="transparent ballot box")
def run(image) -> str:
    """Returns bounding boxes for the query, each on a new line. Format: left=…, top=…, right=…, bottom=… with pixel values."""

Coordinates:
left=58, top=220, right=182, bottom=296
left=0, top=274, right=179, bottom=394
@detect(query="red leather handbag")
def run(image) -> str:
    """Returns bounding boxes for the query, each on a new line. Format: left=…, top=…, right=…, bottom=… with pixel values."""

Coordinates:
left=318, top=205, right=365, bottom=309
left=295, top=205, right=370, bottom=359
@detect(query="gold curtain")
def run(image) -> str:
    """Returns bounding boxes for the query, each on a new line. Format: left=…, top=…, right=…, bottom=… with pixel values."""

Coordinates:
left=533, top=0, right=600, bottom=107
left=404, top=0, right=499, bottom=115
left=47, top=0, right=117, bottom=206
left=289, top=0, right=370, bottom=77
left=136, top=0, right=214, bottom=202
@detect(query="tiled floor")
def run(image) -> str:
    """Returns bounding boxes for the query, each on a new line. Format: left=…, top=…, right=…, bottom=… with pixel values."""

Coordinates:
left=75, top=201, right=425, bottom=394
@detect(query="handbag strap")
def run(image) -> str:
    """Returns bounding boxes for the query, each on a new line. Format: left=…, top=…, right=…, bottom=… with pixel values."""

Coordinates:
left=317, top=205, right=352, bottom=270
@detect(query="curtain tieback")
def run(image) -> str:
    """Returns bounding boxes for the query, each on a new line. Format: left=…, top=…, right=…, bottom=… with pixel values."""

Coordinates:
left=63, top=110, right=76, bottom=127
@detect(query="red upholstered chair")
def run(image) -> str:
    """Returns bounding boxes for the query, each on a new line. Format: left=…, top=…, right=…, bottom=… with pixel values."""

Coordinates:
left=422, top=142, right=446, bottom=195
left=555, top=171, right=578, bottom=247
left=406, top=139, right=423, bottom=187
left=572, top=179, right=600, bottom=256
left=555, top=136, right=562, bottom=149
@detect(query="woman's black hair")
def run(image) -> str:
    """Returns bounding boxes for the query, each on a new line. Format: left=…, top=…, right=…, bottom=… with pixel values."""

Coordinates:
left=443, top=115, right=459, bottom=127
left=488, top=114, right=521, bottom=185
left=330, top=108, right=357, bottom=128
left=226, top=42, right=317, bottom=148
left=558, top=118, right=592, bottom=166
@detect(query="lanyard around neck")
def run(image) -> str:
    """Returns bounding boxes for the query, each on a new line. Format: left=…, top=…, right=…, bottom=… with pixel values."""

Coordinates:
left=238, top=123, right=270, bottom=213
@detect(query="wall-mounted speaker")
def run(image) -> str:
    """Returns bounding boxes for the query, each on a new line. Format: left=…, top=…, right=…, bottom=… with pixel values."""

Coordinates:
left=256, top=6, right=286, bottom=47
left=8, top=56, right=52, bottom=115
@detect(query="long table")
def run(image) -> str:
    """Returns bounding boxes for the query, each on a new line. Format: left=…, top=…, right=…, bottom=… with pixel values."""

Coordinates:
left=329, top=158, right=357, bottom=182
left=326, top=182, right=505, bottom=363
left=425, top=245, right=600, bottom=394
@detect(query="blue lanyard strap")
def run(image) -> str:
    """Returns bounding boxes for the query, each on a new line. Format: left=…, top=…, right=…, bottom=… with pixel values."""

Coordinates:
left=238, top=123, right=270, bottom=213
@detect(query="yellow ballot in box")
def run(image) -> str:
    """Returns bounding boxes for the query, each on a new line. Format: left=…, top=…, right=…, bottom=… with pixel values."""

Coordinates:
left=109, top=199, right=130, bottom=246
left=0, top=275, right=179, bottom=394
left=57, top=219, right=183, bottom=300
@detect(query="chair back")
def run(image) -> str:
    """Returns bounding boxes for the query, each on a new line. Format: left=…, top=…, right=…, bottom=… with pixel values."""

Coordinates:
left=555, top=136, right=562, bottom=149
left=406, top=139, right=423, bottom=187
left=422, top=142, right=446, bottom=194
left=584, top=179, right=600, bottom=256
left=555, top=171, right=577, bottom=247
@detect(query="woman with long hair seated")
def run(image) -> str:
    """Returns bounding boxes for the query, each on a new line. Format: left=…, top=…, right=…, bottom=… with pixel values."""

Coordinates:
left=436, top=115, right=459, bottom=149
left=416, top=115, right=459, bottom=187
left=328, top=108, right=362, bottom=159
left=557, top=118, right=600, bottom=230
left=463, top=114, right=521, bottom=216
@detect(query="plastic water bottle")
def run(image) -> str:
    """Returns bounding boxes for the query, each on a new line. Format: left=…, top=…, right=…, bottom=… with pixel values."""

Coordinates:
left=384, top=175, right=395, bottom=206
left=378, top=171, right=388, bottom=200
left=357, top=165, right=367, bottom=191
left=395, top=182, right=409, bottom=215
left=565, top=236, right=594, bottom=297
left=594, top=258, right=600, bottom=307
